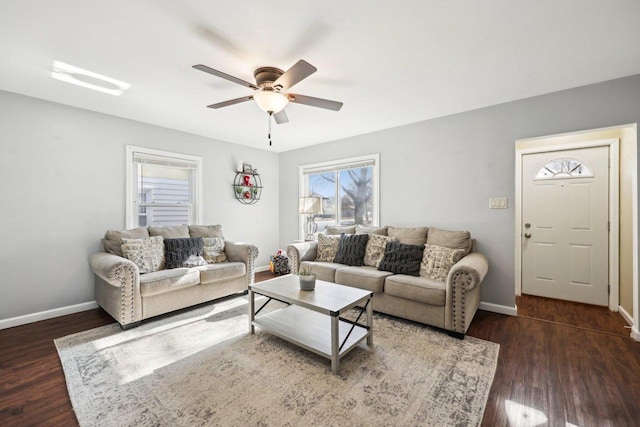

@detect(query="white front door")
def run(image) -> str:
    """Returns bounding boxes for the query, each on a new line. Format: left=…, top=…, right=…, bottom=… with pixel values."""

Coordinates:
left=521, top=146, right=609, bottom=305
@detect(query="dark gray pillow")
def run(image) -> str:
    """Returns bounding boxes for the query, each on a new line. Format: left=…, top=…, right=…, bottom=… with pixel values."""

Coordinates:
left=334, top=233, right=369, bottom=266
left=164, top=237, right=204, bottom=269
left=378, top=241, right=425, bottom=276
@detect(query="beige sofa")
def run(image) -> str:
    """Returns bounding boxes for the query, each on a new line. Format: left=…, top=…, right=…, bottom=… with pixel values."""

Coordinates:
left=89, top=224, right=258, bottom=328
left=286, top=225, right=488, bottom=338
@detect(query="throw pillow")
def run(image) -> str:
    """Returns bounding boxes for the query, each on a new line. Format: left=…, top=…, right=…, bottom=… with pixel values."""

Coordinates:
left=324, top=225, right=356, bottom=235
left=378, top=241, right=425, bottom=276
left=334, top=233, right=369, bottom=266
left=189, top=224, right=224, bottom=239
left=203, top=237, right=228, bottom=263
left=121, top=236, right=165, bottom=274
left=363, top=234, right=398, bottom=268
left=103, top=227, right=149, bottom=257
left=164, top=237, right=205, bottom=269
left=426, top=227, right=472, bottom=256
left=420, top=244, right=466, bottom=282
left=148, top=225, right=190, bottom=239
left=315, top=233, right=341, bottom=262
left=387, top=226, right=428, bottom=245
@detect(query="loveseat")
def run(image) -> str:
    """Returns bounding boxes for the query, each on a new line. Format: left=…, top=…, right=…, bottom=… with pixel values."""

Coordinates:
left=286, top=225, right=488, bottom=337
left=89, top=224, right=258, bottom=329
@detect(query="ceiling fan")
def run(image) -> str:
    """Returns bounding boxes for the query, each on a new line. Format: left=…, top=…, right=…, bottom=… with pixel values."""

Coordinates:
left=193, top=60, right=343, bottom=144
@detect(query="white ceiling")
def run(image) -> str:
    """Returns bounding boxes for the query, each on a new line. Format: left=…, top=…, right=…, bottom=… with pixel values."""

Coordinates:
left=1, top=1, right=639, bottom=152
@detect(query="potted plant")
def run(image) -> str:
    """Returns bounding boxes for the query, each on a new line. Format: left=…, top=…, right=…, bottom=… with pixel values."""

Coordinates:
left=298, top=267, right=316, bottom=291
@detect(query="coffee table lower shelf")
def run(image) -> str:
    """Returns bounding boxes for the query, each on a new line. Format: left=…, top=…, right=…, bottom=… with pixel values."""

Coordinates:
left=252, top=305, right=369, bottom=369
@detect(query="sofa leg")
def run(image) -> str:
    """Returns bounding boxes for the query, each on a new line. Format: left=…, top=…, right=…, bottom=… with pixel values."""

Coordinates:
left=120, top=321, right=141, bottom=330
left=447, top=330, right=465, bottom=340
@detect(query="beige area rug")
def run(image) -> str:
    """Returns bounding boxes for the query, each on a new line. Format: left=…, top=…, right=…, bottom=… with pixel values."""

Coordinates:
left=55, top=296, right=499, bottom=427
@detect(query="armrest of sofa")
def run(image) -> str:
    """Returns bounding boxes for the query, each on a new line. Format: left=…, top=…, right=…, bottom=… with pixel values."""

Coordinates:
left=444, top=252, right=489, bottom=334
left=89, top=252, right=142, bottom=327
left=224, top=241, right=259, bottom=287
left=89, top=252, right=139, bottom=287
left=286, top=241, right=318, bottom=274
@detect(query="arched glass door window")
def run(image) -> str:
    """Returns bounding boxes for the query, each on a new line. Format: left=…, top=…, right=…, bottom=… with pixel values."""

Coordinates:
left=535, top=157, right=594, bottom=180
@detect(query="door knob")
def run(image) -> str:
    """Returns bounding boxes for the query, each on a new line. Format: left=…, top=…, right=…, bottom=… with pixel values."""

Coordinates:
left=524, top=233, right=532, bottom=238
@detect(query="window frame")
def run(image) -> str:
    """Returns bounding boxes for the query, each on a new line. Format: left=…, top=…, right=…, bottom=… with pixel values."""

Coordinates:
left=298, top=154, right=380, bottom=239
left=125, top=145, right=203, bottom=229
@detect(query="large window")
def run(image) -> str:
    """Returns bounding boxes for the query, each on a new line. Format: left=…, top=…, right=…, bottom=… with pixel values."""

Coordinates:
left=126, top=146, right=202, bottom=228
left=299, top=154, right=379, bottom=237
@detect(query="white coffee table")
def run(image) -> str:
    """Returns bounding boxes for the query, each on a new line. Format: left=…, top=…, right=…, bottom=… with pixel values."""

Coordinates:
left=249, top=274, right=373, bottom=374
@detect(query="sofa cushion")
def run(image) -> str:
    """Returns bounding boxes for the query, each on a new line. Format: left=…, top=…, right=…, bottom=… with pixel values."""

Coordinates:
left=164, top=237, right=204, bottom=269
left=334, top=233, right=369, bottom=266
left=363, top=234, right=398, bottom=268
left=325, top=225, right=356, bottom=235
left=203, top=237, right=228, bottom=263
left=385, top=275, right=446, bottom=306
left=149, top=225, right=190, bottom=239
left=427, top=227, right=472, bottom=255
left=189, top=224, right=224, bottom=239
left=378, top=241, right=424, bottom=276
left=300, top=261, right=343, bottom=283
left=103, top=227, right=149, bottom=257
left=387, top=226, right=428, bottom=245
left=121, top=236, right=165, bottom=273
left=356, top=225, right=388, bottom=235
left=199, top=262, right=245, bottom=284
left=420, top=244, right=466, bottom=281
left=335, top=266, right=393, bottom=293
left=139, top=268, right=200, bottom=297
left=315, top=233, right=341, bottom=262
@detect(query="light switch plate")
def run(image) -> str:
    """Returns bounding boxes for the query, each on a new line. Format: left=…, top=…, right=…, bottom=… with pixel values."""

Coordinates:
left=489, top=197, right=508, bottom=209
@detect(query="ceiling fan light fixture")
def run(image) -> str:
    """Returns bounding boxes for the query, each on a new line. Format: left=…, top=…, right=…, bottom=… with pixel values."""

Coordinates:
left=253, top=90, right=289, bottom=113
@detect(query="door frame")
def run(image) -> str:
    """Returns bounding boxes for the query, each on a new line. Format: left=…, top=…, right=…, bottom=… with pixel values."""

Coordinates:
left=515, top=138, right=620, bottom=311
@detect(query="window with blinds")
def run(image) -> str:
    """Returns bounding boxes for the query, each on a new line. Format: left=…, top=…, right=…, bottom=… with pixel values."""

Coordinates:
left=126, top=146, right=202, bottom=228
left=299, top=154, right=380, bottom=237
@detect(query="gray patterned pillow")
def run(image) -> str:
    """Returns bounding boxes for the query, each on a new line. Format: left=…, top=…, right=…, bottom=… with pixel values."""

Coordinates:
left=334, top=233, right=369, bottom=266
left=121, top=236, right=165, bottom=273
left=420, top=244, right=466, bottom=282
left=364, top=234, right=398, bottom=267
left=203, top=237, right=227, bottom=263
left=315, top=233, right=340, bottom=262
left=378, top=241, right=424, bottom=276
left=164, top=237, right=205, bottom=269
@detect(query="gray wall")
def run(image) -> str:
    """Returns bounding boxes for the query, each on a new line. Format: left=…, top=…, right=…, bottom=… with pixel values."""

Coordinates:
left=279, top=74, right=640, bottom=309
left=0, top=90, right=279, bottom=320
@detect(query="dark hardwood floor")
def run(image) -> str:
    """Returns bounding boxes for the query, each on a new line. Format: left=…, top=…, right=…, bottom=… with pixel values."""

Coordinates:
left=1, top=272, right=638, bottom=426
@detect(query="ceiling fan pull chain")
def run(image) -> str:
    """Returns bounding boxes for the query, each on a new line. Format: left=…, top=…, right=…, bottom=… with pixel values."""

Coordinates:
left=268, top=112, right=273, bottom=146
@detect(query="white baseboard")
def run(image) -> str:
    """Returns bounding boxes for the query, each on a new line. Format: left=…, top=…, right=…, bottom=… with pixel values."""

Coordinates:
left=631, top=327, right=640, bottom=342
left=479, top=301, right=518, bottom=316
left=619, top=305, right=634, bottom=326
left=0, top=301, right=98, bottom=330
left=255, top=264, right=271, bottom=273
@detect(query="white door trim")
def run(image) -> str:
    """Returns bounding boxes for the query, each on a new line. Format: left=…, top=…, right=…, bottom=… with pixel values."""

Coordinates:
left=515, top=138, right=620, bottom=311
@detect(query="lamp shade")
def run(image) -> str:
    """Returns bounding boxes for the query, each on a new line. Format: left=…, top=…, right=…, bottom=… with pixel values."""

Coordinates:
left=298, top=196, right=323, bottom=215
left=253, top=90, right=289, bottom=113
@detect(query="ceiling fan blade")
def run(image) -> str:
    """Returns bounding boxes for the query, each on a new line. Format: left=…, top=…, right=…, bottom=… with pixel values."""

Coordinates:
left=273, top=109, right=289, bottom=124
left=273, top=60, right=317, bottom=90
left=193, top=64, right=258, bottom=90
left=289, top=93, right=343, bottom=111
left=207, top=96, right=253, bottom=109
